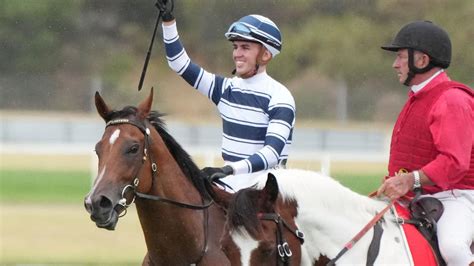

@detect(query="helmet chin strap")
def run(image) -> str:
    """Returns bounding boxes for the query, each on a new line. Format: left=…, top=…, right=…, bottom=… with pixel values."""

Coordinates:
left=403, top=48, right=434, bottom=86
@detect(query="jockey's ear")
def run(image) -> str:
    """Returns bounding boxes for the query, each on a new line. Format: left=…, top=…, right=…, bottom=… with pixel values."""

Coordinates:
left=262, top=48, right=272, bottom=64
left=263, top=173, right=279, bottom=203
left=137, top=87, right=154, bottom=120
left=95, top=91, right=111, bottom=121
left=257, top=46, right=272, bottom=66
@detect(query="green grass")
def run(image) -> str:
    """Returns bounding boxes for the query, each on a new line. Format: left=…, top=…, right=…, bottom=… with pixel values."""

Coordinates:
left=0, top=169, right=91, bottom=203
left=333, top=173, right=381, bottom=195
left=0, top=169, right=383, bottom=203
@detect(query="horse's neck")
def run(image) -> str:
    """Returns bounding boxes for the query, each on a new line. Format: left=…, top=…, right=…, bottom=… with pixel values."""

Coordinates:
left=272, top=170, right=402, bottom=263
left=273, top=170, right=385, bottom=225
left=149, top=131, right=201, bottom=200
left=297, top=187, right=382, bottom=235
left=135, top=202, right=205, bottom=264
left=134, top=132, right=206, bottom=262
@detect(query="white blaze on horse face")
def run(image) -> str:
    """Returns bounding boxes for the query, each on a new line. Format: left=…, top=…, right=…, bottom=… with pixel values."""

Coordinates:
left=109, top=129, right=121, bottom=145
left=231, top=230, right=259, bottom=266
left=87, top=166, right=107, bottom=202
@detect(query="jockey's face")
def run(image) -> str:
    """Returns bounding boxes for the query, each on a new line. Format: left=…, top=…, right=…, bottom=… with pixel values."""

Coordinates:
left=232, top=40, right=268, bottom=78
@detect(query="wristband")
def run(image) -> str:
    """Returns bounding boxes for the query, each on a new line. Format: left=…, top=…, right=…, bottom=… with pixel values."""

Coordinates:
left=412, top=170, right=421, bottom=190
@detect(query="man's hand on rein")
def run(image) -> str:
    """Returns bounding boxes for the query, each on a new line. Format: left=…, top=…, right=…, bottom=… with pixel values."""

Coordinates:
left=376, top=172, right=414, bottom=200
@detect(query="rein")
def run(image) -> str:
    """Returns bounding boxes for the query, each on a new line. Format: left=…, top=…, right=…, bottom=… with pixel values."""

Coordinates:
left=327, top=200, right=394, bottom=266
left=106, top=118, right=214, bottom=263
left=258, top=212, right=305, bottom=266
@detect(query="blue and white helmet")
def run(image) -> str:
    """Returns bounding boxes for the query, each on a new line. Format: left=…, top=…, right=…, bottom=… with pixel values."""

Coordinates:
left=225, top=14, right=282, bottom=57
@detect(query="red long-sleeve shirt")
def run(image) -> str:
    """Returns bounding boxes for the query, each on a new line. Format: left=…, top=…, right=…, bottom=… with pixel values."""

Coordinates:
left=421, top=83, right=473, bottom=190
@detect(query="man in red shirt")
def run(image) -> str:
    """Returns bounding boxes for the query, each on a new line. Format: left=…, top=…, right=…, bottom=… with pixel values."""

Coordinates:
left=377, top=21, right=474, bottom=265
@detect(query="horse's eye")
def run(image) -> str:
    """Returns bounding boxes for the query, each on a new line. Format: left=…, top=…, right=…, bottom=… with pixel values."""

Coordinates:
left=127, top=144, right=140, bottom=154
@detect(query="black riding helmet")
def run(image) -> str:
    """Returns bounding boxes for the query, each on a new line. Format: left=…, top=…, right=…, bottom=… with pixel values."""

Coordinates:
left=381, top=21, right=451, bottom=85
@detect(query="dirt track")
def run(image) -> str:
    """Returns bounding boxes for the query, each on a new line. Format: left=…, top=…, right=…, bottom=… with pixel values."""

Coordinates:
left=1, top=203, right=145, bottom=264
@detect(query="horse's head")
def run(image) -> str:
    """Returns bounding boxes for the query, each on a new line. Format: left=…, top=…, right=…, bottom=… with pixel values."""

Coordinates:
left=84, top=89, right=155, bottom=230
left=208, top=173, right=304, bottom=266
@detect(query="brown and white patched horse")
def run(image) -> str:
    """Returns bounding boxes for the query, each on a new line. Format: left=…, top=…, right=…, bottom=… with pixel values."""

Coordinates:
left=208, top=169, right=439, bottom=265
left=84, top=89, right=229, bottom=265
left=208, top=173, right=307, bottom=266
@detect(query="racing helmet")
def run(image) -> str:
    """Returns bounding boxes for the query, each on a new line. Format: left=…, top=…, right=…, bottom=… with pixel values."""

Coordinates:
left=225, top=14, right=282, bottom=57
left=381, top=20, right=451, bottom=69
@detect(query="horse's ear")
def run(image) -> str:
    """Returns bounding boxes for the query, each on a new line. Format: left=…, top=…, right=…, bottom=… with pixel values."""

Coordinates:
left=95, top=91, right=111, bottom=121
left=263, top=173, right=279, bottom=203
left=205, top=182, right=233, bottom=210
left=137, top=87, right=154, bottom=120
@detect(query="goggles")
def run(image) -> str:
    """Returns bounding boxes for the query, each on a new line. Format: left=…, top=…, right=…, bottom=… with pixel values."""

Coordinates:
left=226, top=22, right=281, bottom=50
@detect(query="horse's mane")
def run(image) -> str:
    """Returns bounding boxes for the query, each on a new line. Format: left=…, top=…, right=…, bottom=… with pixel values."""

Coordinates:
left=106, top=106, right=208, bottom=198
left=227, top=188, right=262, bottom=236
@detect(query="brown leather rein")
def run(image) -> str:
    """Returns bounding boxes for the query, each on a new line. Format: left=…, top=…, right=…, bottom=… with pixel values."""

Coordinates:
left=326, top=200, right=394, bottom=265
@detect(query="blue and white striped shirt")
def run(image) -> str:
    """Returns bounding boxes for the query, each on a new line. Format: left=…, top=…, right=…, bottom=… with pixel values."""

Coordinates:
left=162, top=22, right=295, bottom=175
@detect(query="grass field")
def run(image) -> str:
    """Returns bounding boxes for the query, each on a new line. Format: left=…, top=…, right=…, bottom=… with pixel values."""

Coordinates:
left=1, top=204, right=145, bottom=265
left=0, top=153, right=386, bottom=264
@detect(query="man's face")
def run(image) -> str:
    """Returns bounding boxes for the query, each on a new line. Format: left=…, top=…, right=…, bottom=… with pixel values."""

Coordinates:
left=392, top=49, right=427, bottom=85
left=232, top=40, right=262, bottom=77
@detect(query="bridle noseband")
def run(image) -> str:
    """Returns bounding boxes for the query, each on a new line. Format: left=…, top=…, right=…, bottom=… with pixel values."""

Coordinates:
left=258, top=212, right=305, bottom=266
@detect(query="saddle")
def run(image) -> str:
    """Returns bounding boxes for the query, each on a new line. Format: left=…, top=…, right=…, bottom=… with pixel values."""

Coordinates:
left=409, top=197, right=443, bottom=241
left=405, top=196, right=446, bottom=266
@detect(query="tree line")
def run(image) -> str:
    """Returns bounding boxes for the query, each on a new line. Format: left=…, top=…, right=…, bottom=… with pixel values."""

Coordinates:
left=1, top=0, right=472, bottom=121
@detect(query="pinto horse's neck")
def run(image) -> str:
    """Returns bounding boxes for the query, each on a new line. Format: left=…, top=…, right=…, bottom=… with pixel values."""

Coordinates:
left=264, top=169, right=412, bottom=265
left=134, top=126, right=208, bottom=265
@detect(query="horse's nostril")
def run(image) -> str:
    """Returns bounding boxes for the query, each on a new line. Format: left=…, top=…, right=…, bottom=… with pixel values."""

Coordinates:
left=84, top=201, right=92, bottom=213
left=99, top=195, right=113, bottom=209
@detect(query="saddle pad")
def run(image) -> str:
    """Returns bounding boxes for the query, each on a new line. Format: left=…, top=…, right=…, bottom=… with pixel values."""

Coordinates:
left=394, top=202, right=438, bottom=266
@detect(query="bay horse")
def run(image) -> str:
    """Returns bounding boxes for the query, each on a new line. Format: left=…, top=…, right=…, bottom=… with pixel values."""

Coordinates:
left=208, top=169, right=428, bottom=265
left=84, top=89, right=229, bottom=265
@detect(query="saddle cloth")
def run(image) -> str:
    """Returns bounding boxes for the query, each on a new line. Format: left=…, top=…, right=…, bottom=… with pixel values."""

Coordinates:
left=394, top=202, right=439, bottom=266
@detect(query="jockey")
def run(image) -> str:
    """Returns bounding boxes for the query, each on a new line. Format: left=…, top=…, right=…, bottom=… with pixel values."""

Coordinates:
left=155, top=0, right=295, bottom=190
left=377, top=20, right=474, bottom=266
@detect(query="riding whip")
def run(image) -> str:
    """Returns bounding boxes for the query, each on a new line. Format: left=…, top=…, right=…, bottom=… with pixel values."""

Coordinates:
left=138, top=9, right=163, bottom=91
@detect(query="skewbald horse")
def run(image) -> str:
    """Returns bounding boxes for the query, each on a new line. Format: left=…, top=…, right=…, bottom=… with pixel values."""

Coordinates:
left=208, top=169, right=419, bottom=265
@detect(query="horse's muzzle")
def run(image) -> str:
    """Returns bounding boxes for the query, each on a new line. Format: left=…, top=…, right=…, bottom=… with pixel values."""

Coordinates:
left=84, top=194, right=119, bottom=230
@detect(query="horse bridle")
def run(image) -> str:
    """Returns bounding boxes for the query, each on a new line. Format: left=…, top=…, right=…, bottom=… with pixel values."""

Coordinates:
left=105, top=118, right=214, bottom=211
left=258, top=212, right=305, bottom=266
left=104, top=117, right=214, bottom=263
